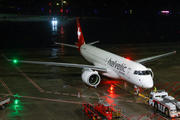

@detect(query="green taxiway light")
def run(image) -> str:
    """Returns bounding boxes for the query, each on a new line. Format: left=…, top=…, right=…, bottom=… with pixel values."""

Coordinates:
left=13, top=60, right=17, bottom=63
left=14, top=99, right=20, bottom=104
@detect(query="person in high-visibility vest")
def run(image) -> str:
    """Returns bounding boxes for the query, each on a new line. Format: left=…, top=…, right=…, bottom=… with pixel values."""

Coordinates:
left=154, top=86, right=157, bottom=93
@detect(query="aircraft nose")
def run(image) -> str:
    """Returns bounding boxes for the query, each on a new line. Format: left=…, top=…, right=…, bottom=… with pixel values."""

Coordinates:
left=142, top=78, right=154, bottom=89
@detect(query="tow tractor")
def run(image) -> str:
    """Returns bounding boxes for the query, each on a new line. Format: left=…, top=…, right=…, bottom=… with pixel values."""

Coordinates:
left=148, top=89, right=180, bottom=118
left=0, top=97, right=10, bottom=110
left=83, top=100, right=122, bottom=120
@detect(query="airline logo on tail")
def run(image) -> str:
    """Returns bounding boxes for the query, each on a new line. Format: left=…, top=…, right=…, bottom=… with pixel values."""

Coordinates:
left=76, top=18, right=85, bottom=49
left=77, top=27, right=81, bottom=40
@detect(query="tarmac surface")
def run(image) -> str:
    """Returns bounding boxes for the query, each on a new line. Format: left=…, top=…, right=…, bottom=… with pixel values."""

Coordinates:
left=0, top=42, right=180, bottom=120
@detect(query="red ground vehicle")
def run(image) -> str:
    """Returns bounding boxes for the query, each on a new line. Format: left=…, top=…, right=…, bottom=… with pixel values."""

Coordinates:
left=83, top=100, right=121, bottom=120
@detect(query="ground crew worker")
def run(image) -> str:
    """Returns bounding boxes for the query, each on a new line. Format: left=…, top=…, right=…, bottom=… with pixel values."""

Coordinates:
left=118, top=108, right=121, bottom=113
left=154, top=86, right=157, bottom=93
left=119, top=108, right=122, bottom=117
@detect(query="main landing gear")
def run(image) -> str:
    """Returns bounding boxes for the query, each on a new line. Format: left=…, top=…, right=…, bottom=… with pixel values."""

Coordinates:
left=122, top=82, right=141, bottom=96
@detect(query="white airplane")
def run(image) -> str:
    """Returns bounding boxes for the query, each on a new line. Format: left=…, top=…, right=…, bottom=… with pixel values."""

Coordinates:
left=7, top=18, right=176, bottom=89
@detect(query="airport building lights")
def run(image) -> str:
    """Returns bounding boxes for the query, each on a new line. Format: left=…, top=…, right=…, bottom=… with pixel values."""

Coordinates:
left=161, top=11, right=169, bottom=14
left=130, top=10, right=132, bottom=14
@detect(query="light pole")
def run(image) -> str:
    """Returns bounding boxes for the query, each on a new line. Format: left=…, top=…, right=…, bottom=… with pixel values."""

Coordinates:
left=61, top=0, right=67, bottom=16
left=61, top=0, right=63, bottom=16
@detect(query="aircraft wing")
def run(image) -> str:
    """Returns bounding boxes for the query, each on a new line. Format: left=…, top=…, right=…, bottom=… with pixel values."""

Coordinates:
left=135, top=51, right=176, bottom=64
left=7, top=59, right=107, bottom=72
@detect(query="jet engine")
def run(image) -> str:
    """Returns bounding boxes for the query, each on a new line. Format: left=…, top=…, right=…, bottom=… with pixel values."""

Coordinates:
left=147, top=68, right=154, bottom=78
left=81, top=70, right=101, bottom=87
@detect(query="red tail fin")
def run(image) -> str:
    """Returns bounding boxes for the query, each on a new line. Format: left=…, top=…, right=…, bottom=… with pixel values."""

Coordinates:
left=76, top=17, right=85, bottom=48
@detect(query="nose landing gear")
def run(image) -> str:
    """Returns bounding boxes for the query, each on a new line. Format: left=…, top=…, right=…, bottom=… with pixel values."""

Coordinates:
left=134, top=86, right=139, bottom=95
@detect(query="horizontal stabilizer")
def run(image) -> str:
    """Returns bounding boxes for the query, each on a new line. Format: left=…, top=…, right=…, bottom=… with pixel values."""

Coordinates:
left=54, top=42, right=78, bottom=48
left=87, top=41, right=99, bottom=45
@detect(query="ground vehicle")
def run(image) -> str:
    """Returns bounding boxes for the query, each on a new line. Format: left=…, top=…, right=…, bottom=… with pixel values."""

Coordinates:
left=148, top=89, right=180, bottom=118
left=83, top=100, right=121, bottom=120
left=0, top=97, right=10, bottom=110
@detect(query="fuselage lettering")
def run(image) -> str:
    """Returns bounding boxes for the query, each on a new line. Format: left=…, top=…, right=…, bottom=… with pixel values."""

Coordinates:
left=107, top=58, right=127, bottom=72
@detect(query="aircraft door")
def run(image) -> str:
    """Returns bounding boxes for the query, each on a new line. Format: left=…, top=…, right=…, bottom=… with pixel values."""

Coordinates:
left=127, top=68, right=131, bottom=79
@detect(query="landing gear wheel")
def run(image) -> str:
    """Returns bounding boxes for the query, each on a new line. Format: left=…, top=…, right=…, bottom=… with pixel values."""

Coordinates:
left=165, top=107, right=169, bottom=117
left=154, top=102, right=158, bottom=110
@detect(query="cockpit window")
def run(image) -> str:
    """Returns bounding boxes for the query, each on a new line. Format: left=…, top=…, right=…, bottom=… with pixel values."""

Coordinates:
left=134, top=70, right=151, bottom=75
left=134, top=71, right=138, bottom=74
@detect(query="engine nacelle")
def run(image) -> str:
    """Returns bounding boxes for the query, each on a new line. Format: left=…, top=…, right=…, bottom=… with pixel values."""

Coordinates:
left=81, top=70, right=101, bottom=87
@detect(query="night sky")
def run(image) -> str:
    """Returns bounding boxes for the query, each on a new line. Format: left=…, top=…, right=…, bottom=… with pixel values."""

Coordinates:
left=1, top=0, right=180, bottom=17
left=1, top=0, right=180, bottom=49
